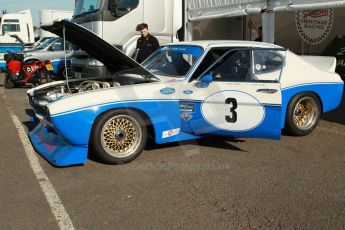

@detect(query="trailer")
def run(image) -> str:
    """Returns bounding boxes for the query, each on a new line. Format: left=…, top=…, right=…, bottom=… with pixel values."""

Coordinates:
left=39, top=10, right=73, bottom=38
left=0, top=10, right=34, bottom=71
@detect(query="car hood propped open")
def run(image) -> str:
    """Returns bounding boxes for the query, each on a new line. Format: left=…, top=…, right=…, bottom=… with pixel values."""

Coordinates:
left=41, top=20, right=149, bottom=75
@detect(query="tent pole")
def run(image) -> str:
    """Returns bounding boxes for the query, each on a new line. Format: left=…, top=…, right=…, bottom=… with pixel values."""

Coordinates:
left=262, top=11, right=275, bottom=43
left=184, top=0, right=193, bottom=42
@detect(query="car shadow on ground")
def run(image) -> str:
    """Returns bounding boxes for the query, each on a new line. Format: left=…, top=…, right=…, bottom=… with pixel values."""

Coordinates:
left=321, top=89, right=345, bottom=125
left=16, top=85, right=33, bottom=89
left=145, top=136, right=246, bottom=152
left=88, top=137, right=246, bottom=165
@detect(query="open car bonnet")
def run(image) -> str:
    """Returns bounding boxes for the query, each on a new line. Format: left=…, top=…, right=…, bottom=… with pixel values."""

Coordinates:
left=41, top=20, right=153, bottom=76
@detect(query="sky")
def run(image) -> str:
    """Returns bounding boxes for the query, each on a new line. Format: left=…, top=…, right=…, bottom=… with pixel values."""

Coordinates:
left=1, top=0, right=75, bottom=26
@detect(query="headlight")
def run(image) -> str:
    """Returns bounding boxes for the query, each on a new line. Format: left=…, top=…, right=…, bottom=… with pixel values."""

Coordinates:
left=45, top=91, right=64, bottom=102
left=88, top=59, right=104, bottom=67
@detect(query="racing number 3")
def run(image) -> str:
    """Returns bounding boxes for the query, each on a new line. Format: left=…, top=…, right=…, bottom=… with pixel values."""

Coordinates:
left=225, top=98, right=237, bottom=123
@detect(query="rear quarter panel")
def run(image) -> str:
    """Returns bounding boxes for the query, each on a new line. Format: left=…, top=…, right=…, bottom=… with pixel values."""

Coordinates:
left=280, top=51, right=344, bottom=128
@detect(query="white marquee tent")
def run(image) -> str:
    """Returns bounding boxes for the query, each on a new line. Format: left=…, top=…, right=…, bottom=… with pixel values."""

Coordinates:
left=185, top=0, right=345, bottom=42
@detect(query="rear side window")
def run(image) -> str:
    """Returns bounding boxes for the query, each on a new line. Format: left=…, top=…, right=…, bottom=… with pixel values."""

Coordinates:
left=252, top=50, right=285, bottom=81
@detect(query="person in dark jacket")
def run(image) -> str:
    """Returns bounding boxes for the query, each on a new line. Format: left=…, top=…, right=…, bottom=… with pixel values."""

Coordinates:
left=255, top=26, right=263, bottom=42
left=136, top=23, right=160, bottom=63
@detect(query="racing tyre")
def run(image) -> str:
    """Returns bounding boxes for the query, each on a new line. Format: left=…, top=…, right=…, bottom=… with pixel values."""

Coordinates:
left=91, top=109, right=148, bottom=164
left=4, top=74, right=15, bottom=89
left=285, top=93, right=321, bottom=136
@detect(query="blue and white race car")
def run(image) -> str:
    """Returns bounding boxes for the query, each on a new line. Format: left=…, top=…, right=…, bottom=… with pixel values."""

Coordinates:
left=28, top=20, right=344, bottom=166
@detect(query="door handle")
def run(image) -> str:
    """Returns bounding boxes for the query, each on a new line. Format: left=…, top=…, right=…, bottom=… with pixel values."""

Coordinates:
left=257, top=88, right=278, bottom=94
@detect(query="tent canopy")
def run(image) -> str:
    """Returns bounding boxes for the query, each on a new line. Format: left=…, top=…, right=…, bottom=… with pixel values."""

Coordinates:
left=187, top=0, right=345, bottom=21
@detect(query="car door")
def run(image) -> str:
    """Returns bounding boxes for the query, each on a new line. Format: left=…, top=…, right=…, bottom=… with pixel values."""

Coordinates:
left=180, top=47, right=286, bottom=140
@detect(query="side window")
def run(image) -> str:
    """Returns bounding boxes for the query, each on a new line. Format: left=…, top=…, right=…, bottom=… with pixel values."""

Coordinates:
left=191, top=49, right=228, bottom=80
left=51, top=40, right=72, bottom=51
left=51, top=40, right=64, bottom=51
left=252, top=50, right=285, bottom=81
left=109, top=0, right=139, bottom=15
left=2, top=24, right=20, bottom=34
left=211, top=50, right=251, bottom=82
left=193, top=49, right=251, bottom=82
left=118, top=0, right=139, bottom=11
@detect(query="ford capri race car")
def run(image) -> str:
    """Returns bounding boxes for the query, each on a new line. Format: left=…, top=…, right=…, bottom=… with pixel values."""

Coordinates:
left=28, top=20, right=344, bottom=166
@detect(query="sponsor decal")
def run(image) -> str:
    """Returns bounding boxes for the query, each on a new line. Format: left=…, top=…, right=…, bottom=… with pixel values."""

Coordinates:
left=162, top=128, right=180, bottom=138
left=160, top=87, right=175, bottom=95
left=183, top=90, right=193, bottom=95
left=296, top=9, right=333, bottom=45
left=180, top=103, right=194, bottom=112
left=181, top=113, right=193, bottom=121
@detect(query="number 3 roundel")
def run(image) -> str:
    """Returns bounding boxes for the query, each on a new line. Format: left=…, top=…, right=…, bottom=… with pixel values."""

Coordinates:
left=201, top=91, right=265, bottom=131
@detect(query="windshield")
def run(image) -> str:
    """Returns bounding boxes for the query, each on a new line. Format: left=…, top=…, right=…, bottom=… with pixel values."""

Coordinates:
left=34, top=38, right=56, bottom=50
left=142, top=45, right=203, bottom=78
left=33, top=37, right=53, bottom=49
left=114, top=67, right=160, bottom=83
left=74, top=0, right=102, bottom=17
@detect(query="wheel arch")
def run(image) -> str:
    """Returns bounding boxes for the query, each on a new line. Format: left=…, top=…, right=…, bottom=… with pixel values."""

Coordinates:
left=89, top=107, right=156, bottom=144
left=281, top=90, right=323, bottom=129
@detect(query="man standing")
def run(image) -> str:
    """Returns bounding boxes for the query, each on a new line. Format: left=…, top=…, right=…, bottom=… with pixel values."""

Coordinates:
left=255, top=26, right=263, bottom=42
left=136, top=23, right=160, bottom=63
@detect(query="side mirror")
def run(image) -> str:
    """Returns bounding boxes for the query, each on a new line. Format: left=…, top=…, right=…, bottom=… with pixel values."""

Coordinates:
left=200, top=74, right=213, bottom=83
left=196, top=74, right=213, bottom=88
left=48, top=46, right=55, bottom=51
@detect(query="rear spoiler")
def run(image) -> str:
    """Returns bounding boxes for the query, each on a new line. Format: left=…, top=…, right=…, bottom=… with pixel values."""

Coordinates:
left=300, top=56, right=337, bottom=73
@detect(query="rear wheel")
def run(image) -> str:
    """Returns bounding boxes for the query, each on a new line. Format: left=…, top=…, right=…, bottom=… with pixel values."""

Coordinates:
left=285, top=93, right=321, bottom=136
left=4, top=74, right=15, bottom=89
left=91, top=109, right=147, bottom=164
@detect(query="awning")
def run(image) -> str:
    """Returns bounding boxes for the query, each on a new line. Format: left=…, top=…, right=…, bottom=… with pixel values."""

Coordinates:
left=188, top=0, right=266, bottom=21
left=271, top=0, right=345, bottom=12
left=187, top=0, right=345, bottom=21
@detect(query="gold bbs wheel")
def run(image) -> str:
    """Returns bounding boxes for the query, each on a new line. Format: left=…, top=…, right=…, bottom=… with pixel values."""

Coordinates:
left=101, top=115, right=142, bottom=158
left=293, top=96, right=319, bottom=131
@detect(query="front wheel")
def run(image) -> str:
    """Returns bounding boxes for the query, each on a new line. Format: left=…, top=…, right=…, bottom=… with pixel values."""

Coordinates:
left=4, top=74, right=15, bottom=89
left=284, top=93, right=321, bottom=136
left=91, top=109, right=148, bottom=164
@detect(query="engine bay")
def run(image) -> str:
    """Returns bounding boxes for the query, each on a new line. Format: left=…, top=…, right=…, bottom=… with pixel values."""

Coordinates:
left=37, top=78, right=122, bottom=103
left=27, top=67, right=160, bottom=118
